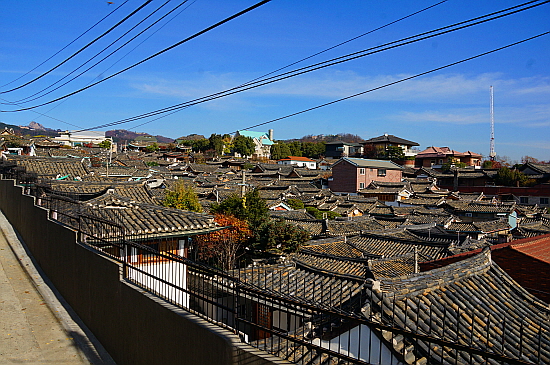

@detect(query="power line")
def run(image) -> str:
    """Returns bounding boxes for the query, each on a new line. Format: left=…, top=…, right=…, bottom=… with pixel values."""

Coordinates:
left=0, top=0, right=153, bottom=94
left=109, top=1, right=448, bottom=133
left=232, top=31, right=550, bottom=134
left=26, top=0, right=199, bottom=125
left=1, top=0, right=272, bottom=112
left=6, top=0, right=174, bottom=105
left=239, top=0, right=449, bottom=88
left=0, top=1, right=130, bottom=89
left=70, top=0, right=550, bottom=131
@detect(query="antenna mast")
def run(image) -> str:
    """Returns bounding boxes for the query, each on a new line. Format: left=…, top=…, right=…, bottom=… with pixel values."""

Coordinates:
left=489, top=86, right=496, bottom=160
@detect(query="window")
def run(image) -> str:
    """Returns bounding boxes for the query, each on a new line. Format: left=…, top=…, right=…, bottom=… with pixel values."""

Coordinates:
left=359, top=168, right=365, bottom=175
left=359, top=182, right=365, bottom=189
left=541, top=197, right=549, bottom=205
left=377, top=169, right=386, bottom=177
left=519, top=196, right=529, bottom=204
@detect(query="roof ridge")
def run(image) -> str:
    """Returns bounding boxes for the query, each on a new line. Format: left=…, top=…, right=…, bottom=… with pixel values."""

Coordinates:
left=378, top=249, right=492, bottom=298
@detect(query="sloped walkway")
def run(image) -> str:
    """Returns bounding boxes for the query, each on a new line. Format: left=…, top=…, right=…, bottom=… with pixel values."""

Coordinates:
left=0, top=212, right=115, bottom=364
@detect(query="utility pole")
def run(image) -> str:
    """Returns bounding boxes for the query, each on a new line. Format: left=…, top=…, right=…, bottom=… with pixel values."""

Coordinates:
left=490, top=86, right=496, bottom=161
left=240, top=170, right=246, bottom=198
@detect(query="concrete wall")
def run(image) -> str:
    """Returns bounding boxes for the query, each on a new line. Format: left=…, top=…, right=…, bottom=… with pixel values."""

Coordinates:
left=0, top=180, right=283, bottom=365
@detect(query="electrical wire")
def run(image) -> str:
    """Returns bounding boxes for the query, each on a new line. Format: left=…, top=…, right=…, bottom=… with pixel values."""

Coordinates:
left=69, top=0, right=550, bottom=131
left=6, top=0, right=174, bottom=105
left=26, top=0, right=199, bottom=125
left=239, top=0, right=449, bottom=88
left=0, top=1, right=129, bottom=89
left=1, top=0, right=272, bottom=112
left=231, top=31, right=550, bottom=134
left=0, top=0, right=153, bottom=94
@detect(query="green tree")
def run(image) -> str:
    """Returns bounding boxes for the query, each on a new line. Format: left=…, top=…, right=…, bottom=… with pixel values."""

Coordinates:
left=288, top=141, right=302, bottom=157
left=191, top=138, right=210, bottom=153
left=494, top=167, right=534, bottom=187
left=302, top=141, right=325, bottom=158
left=98, top=139, right=112, bottom=149
left=210, top=189, right=268, bottom=229
left=256, top=220, right=310, bottom=254
left=305, top=206, right=341, bottom=220
left=270, top=142, right=292, bottom=160
left=442, top=157, right=467, bottom=172
left=145, top=142, right=159, bottom=152
left=209, top=134, right=224, bottom=156
left=383, top=146, right=405, bottom=161
left=162, top=181, right=202, bottom=212
left=286, top=199, right=305, bottom=210
left=233, top=135, right=255, bottom=157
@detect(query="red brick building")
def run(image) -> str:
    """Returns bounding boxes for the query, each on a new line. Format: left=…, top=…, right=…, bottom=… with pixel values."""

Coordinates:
left=328, top=157, right=403, bottom=193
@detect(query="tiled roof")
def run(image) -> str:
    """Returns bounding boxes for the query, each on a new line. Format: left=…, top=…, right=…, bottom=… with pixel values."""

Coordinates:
left=234, top=264, right=363, bottom=307
left=269, top=210, right=315, bottom=220
left=368, top=253, right=416, bottom=278
left=300, top=237, right=364, bottom=259
left=72, top=192, right=217, bottom=238
left=366, top=250, right=550, bottom=364
left=348, top=232, right=454, bottom=261
left=445, top=201, right=516, bottom=213
left=7, top=155, right=89, bottom=179
left=292, top=252, right=367, bottom=280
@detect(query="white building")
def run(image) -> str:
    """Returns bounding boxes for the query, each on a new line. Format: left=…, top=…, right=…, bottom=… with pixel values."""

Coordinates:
left=277, top=156, right=317, bottom=169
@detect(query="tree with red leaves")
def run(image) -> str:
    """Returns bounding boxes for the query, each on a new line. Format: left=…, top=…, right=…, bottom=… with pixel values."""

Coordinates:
left=194, top=213, right=252, bottom=270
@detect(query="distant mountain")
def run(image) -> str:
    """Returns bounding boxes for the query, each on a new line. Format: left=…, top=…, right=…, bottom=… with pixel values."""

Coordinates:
left=2, top=121, right=60, bottom=138
left=106, top=129, right=174, bottom=144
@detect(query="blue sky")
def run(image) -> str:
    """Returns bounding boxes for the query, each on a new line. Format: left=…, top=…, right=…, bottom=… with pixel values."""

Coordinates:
left=1, top=0, right=549, bottom=162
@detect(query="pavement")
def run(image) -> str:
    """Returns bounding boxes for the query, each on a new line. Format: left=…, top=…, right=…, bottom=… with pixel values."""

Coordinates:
left=0, top=211, right=116, bottom=365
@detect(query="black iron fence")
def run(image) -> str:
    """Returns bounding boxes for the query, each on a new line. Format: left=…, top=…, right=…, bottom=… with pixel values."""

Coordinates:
left=8, top=175, right=548, bottom=365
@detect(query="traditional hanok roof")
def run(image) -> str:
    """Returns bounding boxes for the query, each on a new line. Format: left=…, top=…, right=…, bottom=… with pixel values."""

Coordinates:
left=300, top=237, right=364, bottom=259
left=513, top=218, right=550, bottom=238
left=368, top=253, right=417, bottom=278
left=400, top=195, right=445, bottom=207
left=6, top=155, right=89, bottom=179
left=446, top=219, right=510, bottom=234
left=269, top=209, right=315, bottom=220
left=348, top=232, right=454, bottom=261
left=234, top=263, right=364, bottom=308
left=48, top=148, right=91, bottom=158
left=366, top=249, right=550, bottom=364
left=362, top=180, right=412, bottom=194
left=74, top=192, right=218, bottom=238
left=282, top=218, right=324, bottom=237
left=185, top=163, right=223, bottom=175
left=444, top=200, right=517, bottom=214
left=33, top=138, right=62, bottom=148
left=326, top=217, right=385, bottom=236
left=39, top=180, right=159, bottom=205
left=292, top=252, right=368, bottom=280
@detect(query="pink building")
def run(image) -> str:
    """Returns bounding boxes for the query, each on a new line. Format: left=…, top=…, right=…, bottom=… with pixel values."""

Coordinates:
left=328, top=157, right=403, bottom=193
